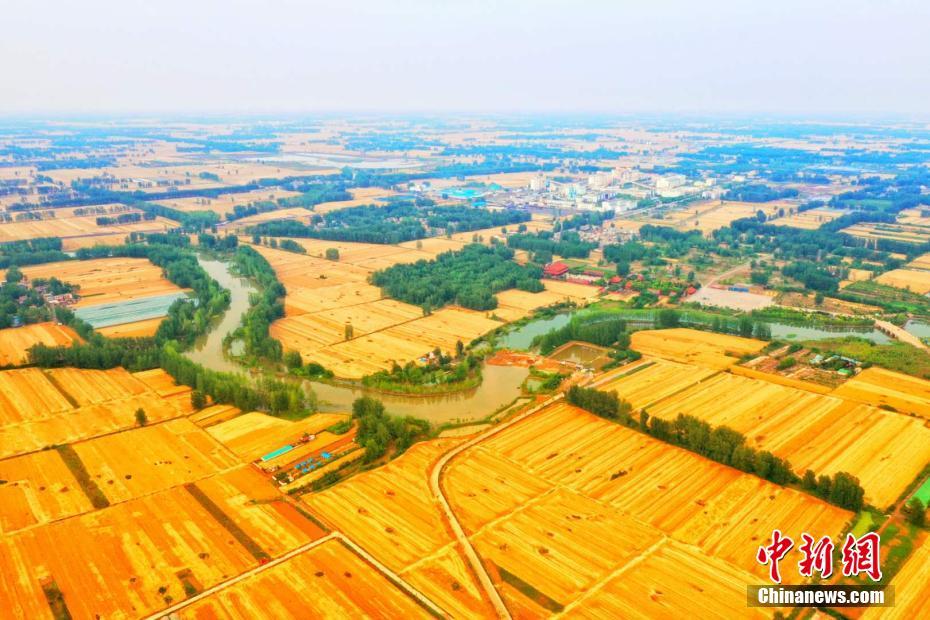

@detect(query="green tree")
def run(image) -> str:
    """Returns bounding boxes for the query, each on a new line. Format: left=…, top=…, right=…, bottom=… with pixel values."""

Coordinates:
left=325, top=248, right=340, bottom=261
left=135, top=408, right=148, bottom=426
left=191, top=390, right=206, bottom=410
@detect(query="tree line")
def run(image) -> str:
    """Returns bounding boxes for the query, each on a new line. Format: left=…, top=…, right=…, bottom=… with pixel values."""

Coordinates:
left=566, top=385, right=865, bottom=511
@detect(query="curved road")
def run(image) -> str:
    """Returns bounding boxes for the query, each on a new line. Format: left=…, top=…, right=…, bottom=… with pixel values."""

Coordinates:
left=429, top=394, right=565, bottom=620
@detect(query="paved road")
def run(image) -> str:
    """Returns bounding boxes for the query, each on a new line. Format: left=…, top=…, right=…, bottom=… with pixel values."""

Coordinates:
left=429, top=393, right=578, bottom=620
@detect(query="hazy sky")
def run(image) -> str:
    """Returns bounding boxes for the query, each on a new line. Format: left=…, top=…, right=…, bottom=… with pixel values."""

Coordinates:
left=4, top=0, right=930, bottom=116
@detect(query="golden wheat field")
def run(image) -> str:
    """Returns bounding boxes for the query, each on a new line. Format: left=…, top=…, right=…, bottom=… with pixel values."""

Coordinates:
left=0, top=466, right=325, bottom=620
left=440, top=402, right=852, bottom=615
left=153, top=187, right=302, bottom=216
left=0, top=367, right=192, bottom=459
left=595, top=357, right=717, bottom=410
left=630, top=328, right=766, bottom=369
left=9, top=257, right=184, bottom=307
left=643, top=371, right=930, bottom=507
left=301, top=438, right=495, bottom=618
left=180, top=538, right=431, bottom=620
left=0, top=323, right=80, bottom=366
left=770, top=206, right=846, bottom=230
left=70, top=418, right=238, bottom=503
left=0, top=213, right=176, bottom=244
left=842, top=222, right=930, bottom=245
left=256, top=242, right=567, bottom=377
left=831, top=367, right=930, bottom=419
left=874, top=268, right=930, bottom=293
left=206, top=411, right=348, bottom=462
left=0, top=450, right=93, bottom=534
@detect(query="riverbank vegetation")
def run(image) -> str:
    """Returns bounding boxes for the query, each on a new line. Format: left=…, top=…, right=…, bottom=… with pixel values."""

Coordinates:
left=230, top=245, right=285, bottom=361
left=352, top=396, right=431, bottom=463
left=360, top=348, right=482, bottom=394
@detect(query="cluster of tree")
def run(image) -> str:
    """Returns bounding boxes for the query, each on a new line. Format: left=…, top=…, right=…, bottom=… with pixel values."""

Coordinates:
left=283, top=351, right=333, bottom=379
left=638, top=225, right=713, bottom=257
left=231, top=246, right=285, bottom=360
left=95, top=212, right=154, bottom=226
left=196, top=233, right=239, bottom=251
left=603, top=241, right=650, bottom=276
left=0, top=268, right=78, bottom=330
left=557, top=210, right=615, bottom=231
left=506, top=230, right=596, bottom=260
left=249, top=201, right=529, bottom=245
left=371, top=244, right=542, bottom=311
left=0, top=237, right=70, bottom=269
left=533, top=314, right=628, bottom=354
left=799, top=470, right=866, bottom=513
left=781, top=261, right=841, bottom=293
left=361, top=347, right=479, bottom=393
left=277, top=239, right=306, bottom=254
left=276, top=183, right=352, bottom=209
left=723, top=184, right=800, bottom=202
left=161, top=345, right=314, bottom=416
left=352, top=396, right=431, bottom=463
left=566, top=386, right=634, bottom=423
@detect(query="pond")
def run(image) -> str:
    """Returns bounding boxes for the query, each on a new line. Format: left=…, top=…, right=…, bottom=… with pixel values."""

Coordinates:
left=498, top=308, right=894, bottom=350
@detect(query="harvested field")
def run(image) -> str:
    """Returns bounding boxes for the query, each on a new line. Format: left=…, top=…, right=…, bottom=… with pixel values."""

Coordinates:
left=595, top=357, right=717, bottom=410
left=874, top=268, right=930, bottom=294
left=770, top=206, right=846, bottom=230
left=0, top=367, right=192, bottom=459
left=0, top=323, right=80, bottom=367
left=542, top=279, right=601, bottom=304
left=842, top=222, right=930, bottom=245
left=206, top=412, right=348, bottom=462
left=229, top=206, right=314, bottom=228
left=0, top=213, right=176, bottom=244
left=270, top=298, right=422, bottom=353
left=70, top=418, right=238, bottom=503
left=832, top=366, right=930, bottom=419
left=643, top=371, right=930, bottom=507
left=301, top=438, right=495, bottom=617
left=153, top=187, right=302, bottom=216
left=181, top=538, right=432, bottom=619
left=12, top=257, right=184, bottom=308
left=96, top=316, right=164, bottom=338
left=649, top=200, right=788, bottom=235
left=0, top=467, right=322, bottom=620
left=0, top=450, right=93, bottom=533
left=907, top=252, right=930, bottom=271
left=306, top=307, right=501, bottom=378
left=189, top=404, right=241, bottom=428
left=631, top=328, right=766, bottom=369
left=440, top=402, right=851, bottom=614
left=276, top=237, right=433, bottom=270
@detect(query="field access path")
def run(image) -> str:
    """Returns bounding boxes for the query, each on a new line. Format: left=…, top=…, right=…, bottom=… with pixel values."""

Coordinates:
left=428, top=367, right=621, bottom=619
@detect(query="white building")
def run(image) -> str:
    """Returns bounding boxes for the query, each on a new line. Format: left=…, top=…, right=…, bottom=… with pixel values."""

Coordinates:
left=656, top=174, right=687, bottom=190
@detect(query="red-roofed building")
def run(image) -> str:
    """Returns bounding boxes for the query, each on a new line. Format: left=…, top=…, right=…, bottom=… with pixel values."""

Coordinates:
left=544, top=261, right=570, bottom=279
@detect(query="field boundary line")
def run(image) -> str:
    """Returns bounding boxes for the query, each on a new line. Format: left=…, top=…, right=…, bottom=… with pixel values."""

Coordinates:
left=553, top=536, right=669, bottom=617
left=431, top=393, right=566, bottom=620
left=336, top=534, right=448, bottom=618
left=142, top=532, right=338, bottom=620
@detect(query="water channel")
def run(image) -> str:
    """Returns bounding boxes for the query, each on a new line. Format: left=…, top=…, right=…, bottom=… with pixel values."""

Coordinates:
left=187, top=255, right=528, bottom=423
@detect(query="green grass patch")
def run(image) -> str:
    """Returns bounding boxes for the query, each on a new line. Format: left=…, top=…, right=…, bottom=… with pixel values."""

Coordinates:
left=801, top=336, right=930, bottom=379
left=55, top=445, right=109, bottom=509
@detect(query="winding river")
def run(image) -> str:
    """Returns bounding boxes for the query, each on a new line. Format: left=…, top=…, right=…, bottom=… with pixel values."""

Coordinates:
left=188, top=255, right=528, bottom=423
